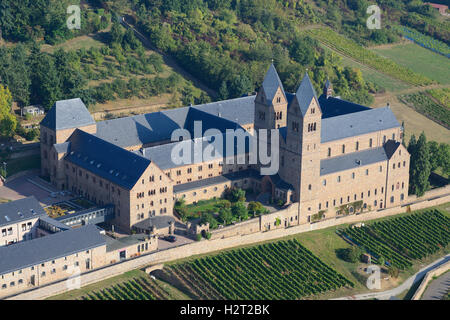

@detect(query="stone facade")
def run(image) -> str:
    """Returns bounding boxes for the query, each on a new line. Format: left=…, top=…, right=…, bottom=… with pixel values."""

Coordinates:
left=39, top=65, right=409, bottom=234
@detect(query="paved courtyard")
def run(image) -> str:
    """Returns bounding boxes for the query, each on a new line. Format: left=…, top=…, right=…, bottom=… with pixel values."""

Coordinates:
left=0, top=173, right=73, bottom=206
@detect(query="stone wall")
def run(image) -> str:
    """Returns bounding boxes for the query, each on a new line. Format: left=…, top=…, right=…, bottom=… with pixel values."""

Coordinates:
left=412, top=261, right=450, bottom=300
left=6, top=187, right=449, bottom=300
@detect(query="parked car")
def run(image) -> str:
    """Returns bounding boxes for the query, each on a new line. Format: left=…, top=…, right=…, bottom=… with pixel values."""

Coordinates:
left=50, top=192, right=58, bottom=198
left=164, top=235, right=176, bottom=242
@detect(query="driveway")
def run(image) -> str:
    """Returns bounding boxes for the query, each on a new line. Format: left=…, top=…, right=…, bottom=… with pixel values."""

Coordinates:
left=157, top=233, right=194, bottom=251
left=333, top=254, right=450, bottom=300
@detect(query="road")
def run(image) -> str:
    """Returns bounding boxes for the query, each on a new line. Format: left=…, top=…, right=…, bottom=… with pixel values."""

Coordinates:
left=421, top=270, right=450, bottom=300
left=334, top=254, right=450, bottom=300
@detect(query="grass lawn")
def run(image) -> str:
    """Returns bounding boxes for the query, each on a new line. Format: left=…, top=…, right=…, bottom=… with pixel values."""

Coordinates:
left=2, top=154, right=40, bottom=178
left=41, top=33, right=107, bottom=53
left=184, top=198, right=230, bottom=219
left=320, top=44, right=411, bottom=93
left=372, top=43, right=450, bottom=85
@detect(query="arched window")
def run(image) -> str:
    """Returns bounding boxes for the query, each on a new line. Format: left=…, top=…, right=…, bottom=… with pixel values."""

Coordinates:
left=328, top=148, right=331, bottom=157
left=308, top=184, right=312, bottom=190
left=342, top=144, right=345, bottom=154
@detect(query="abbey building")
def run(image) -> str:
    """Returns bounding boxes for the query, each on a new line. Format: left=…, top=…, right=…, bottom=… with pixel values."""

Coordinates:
left=39, top=64, right=410, bottom=232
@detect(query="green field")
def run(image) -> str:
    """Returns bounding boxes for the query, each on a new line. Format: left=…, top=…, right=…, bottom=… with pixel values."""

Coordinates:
left=306, top=27, right=433, bottom=86
left=372, top=43, right=450, bottom=85
left=320, top=44, right=411, bottom=93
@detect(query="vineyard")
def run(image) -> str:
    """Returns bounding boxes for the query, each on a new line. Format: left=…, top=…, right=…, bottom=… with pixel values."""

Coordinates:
left=398, top=92, right=450, bottom=129
left=164, top=239, right=354, bottom=299
left=78, top=276, right=175, bottom=300
left=394, top=26, right=450, bottom=58
left=427, top=88, right=450, bottom=109
left=306, top=27, right=433, bottom=86
left=341, top=210, right=450, bottom=270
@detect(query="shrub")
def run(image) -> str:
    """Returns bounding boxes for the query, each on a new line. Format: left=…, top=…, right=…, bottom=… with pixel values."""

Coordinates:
left=196, top=233, right=202, bottom=241
left=336, top=246, right=362, bottom=263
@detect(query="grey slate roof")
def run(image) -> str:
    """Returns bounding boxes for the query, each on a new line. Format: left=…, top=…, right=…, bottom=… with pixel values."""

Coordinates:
left=103, top=233, right=150, bottom=252
left=294, top=73, right=319, bottom=116
left=95, top=110, right=187, bottom=148
left=0, top=197, right=46, bottom=228
left=136, top=131, right=253, bottom=170
left=262, top=64, right=286, bottom=104
left=65, top=129, right=151, bottom=190
left=384, top=140, right=401, bottom=159
left=192, top=95, right=255, bottom=126
left=320, top=147, right=388, bottom=176
left=40, top=98, right=95, bottom=130
left=321, top=107, right=400, bottom=143
left=173, top=169, right=259, bottom=193
left=318, top=95, right=371, bottom=119
left=133, top=215, right=175, bottom=231
left=96, top=106, right=243, bottom=149
left=0, top=225, right=105, bottom=275
left=173, top=169, right=292, bottom=193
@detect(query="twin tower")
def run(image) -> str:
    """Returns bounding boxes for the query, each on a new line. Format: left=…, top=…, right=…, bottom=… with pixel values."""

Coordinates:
left=254, top=64, right=324, bottom=218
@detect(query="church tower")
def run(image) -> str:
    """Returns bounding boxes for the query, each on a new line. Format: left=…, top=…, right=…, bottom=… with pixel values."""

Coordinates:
left=254, top=63, right=288, bottom=131
left=323, top=79, right=333, bottom=98
left=281, top=73, right=322, bottom=222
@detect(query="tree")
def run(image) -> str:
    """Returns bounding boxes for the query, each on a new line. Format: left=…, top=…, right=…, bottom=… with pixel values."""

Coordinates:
left=218, top=207, right=233, bottom=225
left=224, top=187, right=246, bottom=202
left=0, top=84, right=16, bottom=137
left=200, top=213, right=218, bottom=229
left=388, top=266, right=399, bottom=278
left=109, top=22, right=124, bottom=46
left=228, top=74, right=253, bottom=98
left=428, top=141, right=440, bottom=172
left=247, top=201, right=266, bottom=215
left=409, top=132, right=431, bottom=196
left=29, top=50, right=62, bottom=110
left=218, top=80, right=229, bottom=100
left=437, top=143, right=450, bottom=176
left=231, top=201, right=248, bottom=220
left=337, top=246, right=362, bottom=263
left=289, top=36, right=316, bottom=66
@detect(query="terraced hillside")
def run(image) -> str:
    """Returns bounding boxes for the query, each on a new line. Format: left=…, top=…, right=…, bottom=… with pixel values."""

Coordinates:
left=341, top=209, right=450, bottom=270
left=163, top=239, right=354, bottom=300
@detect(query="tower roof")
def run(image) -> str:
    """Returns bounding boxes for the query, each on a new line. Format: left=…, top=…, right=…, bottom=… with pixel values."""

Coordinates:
left=261, top=63, right=285, bottom=104
left=295, top=73, right=319, bottom=116
left=40, top=98, right=95, bottom=130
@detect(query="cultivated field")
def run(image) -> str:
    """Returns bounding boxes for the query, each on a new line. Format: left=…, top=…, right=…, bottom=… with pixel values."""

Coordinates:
left=48, top=269, right=189, bottom=300
left=372, top=43, right=450, bottom=85
left=398, top=91, right=450, bottom=129
left=163, top=239, right=354, bottom=300
left=306, top=27, right=433, bottom=86
left=341, top=209, right=450, bottom=270
left=319, top=44, right=411, bottom=93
